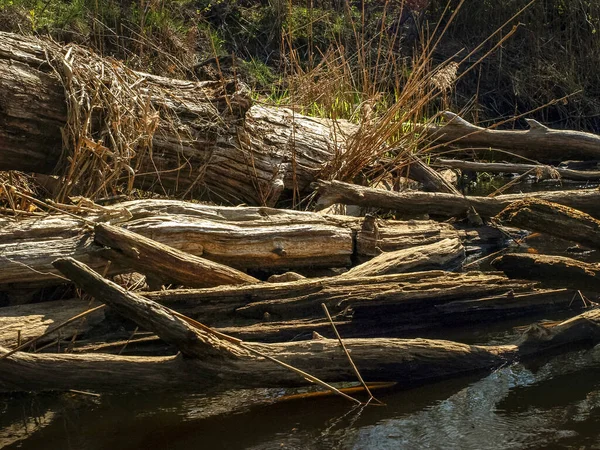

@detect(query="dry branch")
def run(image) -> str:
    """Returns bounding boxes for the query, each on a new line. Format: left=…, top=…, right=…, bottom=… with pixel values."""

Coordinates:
left=427, top=112, right=600, bottom=161
left=437, top=159, right=600, bottom=181
left=313, top=180, right=600, bottom=219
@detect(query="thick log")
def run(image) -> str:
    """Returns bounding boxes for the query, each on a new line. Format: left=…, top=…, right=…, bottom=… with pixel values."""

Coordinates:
left=2, top=298, right=600, bottom=393
left=494, top=198, right=600, bottom=250
left=94, top=223, right=258, bottom=288
left=313, top=180, right=600, bottom=219
left=437, top=159, right=600, bottom=182
left=427, top=111, right=600, bottom=162
left=342, top=238, right=465, bottom=278
left=492, top=253, right=600, bottom=291
left=0, top=299, right=105, bottom=348
left=0, top=200, right=483, bottom=289
left=0, top=32, right=354, bottom=205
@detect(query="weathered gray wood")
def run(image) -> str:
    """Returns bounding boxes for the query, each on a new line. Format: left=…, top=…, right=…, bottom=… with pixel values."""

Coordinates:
left=0, top=31, right=355, bottom=205
left=313, top=180, right=600, bottom=219
left=144, top=270, right=538, bottom=322
left=437, top=158, right=600, bottom=181
left=0, top=299, right=105, bottom=348
left=52, top=258, right=245, bottom=360
left=0, top=200, right=481, bottom=289
left=94, top=223, right=258, bottom=288
left=342, top=238, right=465, bottom=277
left=494, top=198, right=600, bottom=250
left=492, top=253, right=600, bottom=291
left=426, top=111, right=600, bottom=161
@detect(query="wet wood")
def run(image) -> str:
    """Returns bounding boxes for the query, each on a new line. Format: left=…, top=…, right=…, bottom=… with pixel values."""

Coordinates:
left=436, top=159, right=600, bottom=181
left=342, top=238, right=465, bottom=278
left=426, top=111, right=600, bottom=162
left=492, top=253, right=600, bottom=291
left=94, top=223, right=258, bottom=288
left=313, top=180, right=600, bottom=219
left=494, top=198, right=600, bottom=250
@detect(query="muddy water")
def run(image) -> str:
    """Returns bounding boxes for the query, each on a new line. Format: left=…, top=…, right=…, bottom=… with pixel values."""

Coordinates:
left=3, top=179, right=600, bottom=450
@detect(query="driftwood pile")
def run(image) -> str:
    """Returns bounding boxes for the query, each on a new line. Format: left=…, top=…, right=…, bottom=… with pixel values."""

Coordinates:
left=2, top=31, right=600, bottom=396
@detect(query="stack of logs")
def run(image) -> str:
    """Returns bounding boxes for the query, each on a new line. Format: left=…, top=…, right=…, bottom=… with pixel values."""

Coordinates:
left=2, top=31, right=600, bottom=394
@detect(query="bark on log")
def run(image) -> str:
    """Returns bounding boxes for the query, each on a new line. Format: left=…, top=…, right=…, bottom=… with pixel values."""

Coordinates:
left=94, top=223, right=258, bottom=288
left=494, top=198, right=600, bottom=250
left=437, top=159, right=600, bottom=182
left=0, top=31, right=354, bottom=205
left=426, top=111, right=600, bottom=162
left=492, top=253, right=600, bottom=291
left=0, top=200, right=488, bottom=289
left=313, top=180, right=600, bottom=219
left=341, top=238, right=465, bottom=278
left=2, top=260, right=600, bottom=393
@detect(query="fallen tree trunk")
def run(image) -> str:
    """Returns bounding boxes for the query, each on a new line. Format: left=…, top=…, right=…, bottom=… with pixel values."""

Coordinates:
left=94, top=223, right=258, bottom=288
left=494, top=198, right=600, bottom=250
left=436, top=159, right=600, bottom=181
left=0, top=199, right=495, bottom=289
left=492, top=253, right=600, bottom=292
left=313, top=180, right=600, bottom=219
left=426, top=112, right=600, bottom=162
left=0, top=31, right=354, bottom=205
left=1, top=257, right=599, bottom=393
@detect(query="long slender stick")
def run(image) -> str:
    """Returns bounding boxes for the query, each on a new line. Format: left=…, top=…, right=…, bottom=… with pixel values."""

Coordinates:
left=1, top=304, right=106, bottom=360
left=321, top=303, right=382, bottom=405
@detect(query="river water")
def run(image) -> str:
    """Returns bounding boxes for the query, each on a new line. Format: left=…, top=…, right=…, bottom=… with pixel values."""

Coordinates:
left=3, top=178, right=600, bottom=449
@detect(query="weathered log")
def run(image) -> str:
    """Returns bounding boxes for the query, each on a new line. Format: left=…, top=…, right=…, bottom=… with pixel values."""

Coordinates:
left=407, top=156, right=461, bottom=194
left=426, top=111, right=600, bottom=161
left=313, top=180, right=600, bottom=219
left=94, top=223, right=258, bottom=288
left=0, top=299, right=105, bottom=348
left=0, top=199, right=490, bottom=289
left=342, top=238, right=465, bottom=278
left=492, top=253, right=600, bottom=291
left=2, top=259, right=600, bottom=393
left=437, top=158, right=600, bottom=182
left=494, top=198, right=600, bottom=250
left=144, top=270, right=538, bottom=322
left=0, top=31, right=354, bottom=205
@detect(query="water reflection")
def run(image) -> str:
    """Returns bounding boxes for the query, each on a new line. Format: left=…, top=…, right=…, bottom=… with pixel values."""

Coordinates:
left=5, top=346, right=600, bottom=450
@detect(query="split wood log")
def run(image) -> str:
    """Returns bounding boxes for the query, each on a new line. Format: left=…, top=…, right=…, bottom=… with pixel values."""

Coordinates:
left=437, top=159, right=600, bottom=181
left=0, top=31, right=354, bottom=205
left=492, top=253, right=600, bottom=292
left=341, top=238, right=465, bottom=278
left=426, top=111, right=600, bottom=162
left=494, top=198, right=600, bottom=250
left=0, top=200, right=493, bottom=289
left=2, top=256, right=600, bottom=392
left=94, top=223, right=258, bottom=288
left=0, top=299, right=105, bottom=348
left=144, top=271, right=538, bottom=322
left=313, top=180, right=600, bottom=219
